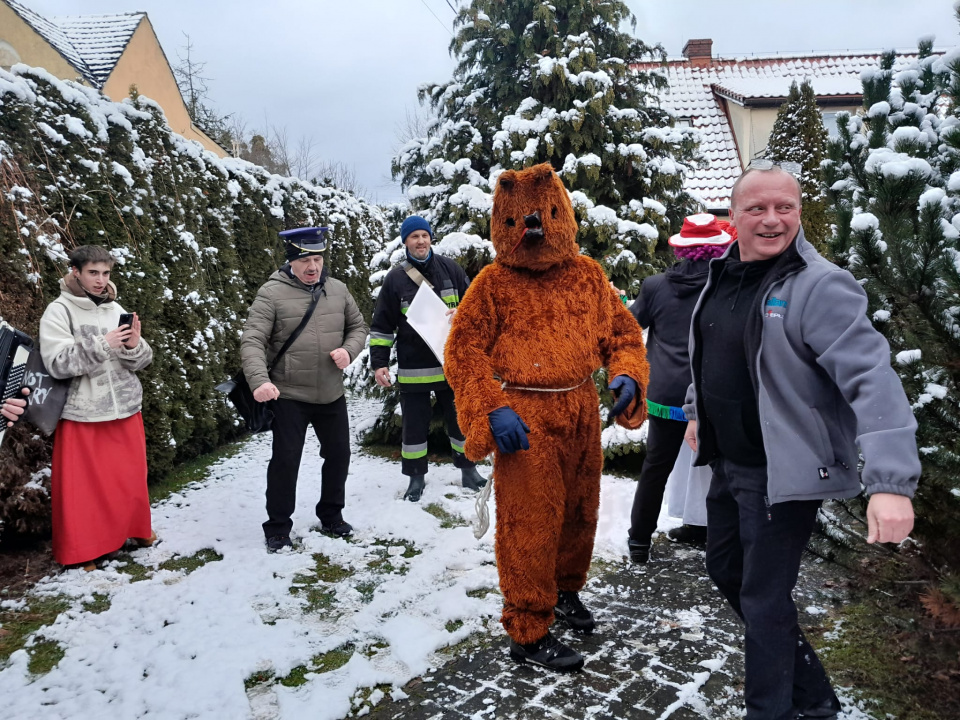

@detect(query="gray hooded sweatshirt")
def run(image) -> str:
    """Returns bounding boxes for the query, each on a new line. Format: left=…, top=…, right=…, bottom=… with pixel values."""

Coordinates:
left=683, top=229, right=920, bottom=504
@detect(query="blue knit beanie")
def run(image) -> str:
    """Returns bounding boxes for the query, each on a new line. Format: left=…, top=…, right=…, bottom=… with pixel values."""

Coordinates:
left=400, top=216, right=433, bottom=243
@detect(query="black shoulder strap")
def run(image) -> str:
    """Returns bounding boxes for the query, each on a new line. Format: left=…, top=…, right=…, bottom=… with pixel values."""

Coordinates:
left=268, top=289, right=322, bottom=371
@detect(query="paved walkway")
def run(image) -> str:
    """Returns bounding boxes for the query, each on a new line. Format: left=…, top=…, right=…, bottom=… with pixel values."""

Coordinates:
left=369, top=543, right=847, bottom=720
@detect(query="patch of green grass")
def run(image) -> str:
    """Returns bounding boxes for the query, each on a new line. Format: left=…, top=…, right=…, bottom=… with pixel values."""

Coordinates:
left=588, top=558, right=618, bottom=579
left=423, top=503, right=467, bottom=529
left=314, top=644, right=354, bottom=673
left=243, top=669, right=275, bottom=690
left=355, top=580, right=379, bottom=603
left=278, top=664, right=311, bottom=687
left=82, top=593, right=111, bottom=614
left=362, top=640, right=389, bottom=657
left=358, top=444, right=401, bottom=461
left=466, top=587, right=499, bottom=599
left=818, top=602, right=943, bottom=720
left=289, top=585, right=336, bottom=613
left=367, top=539, right=421, bottom=575
left=27, top=637, right=64, bottom=674
left=159, top=548, right=223, bottom=575
left=353, top=683, right=394, bottom=713
left=0, top=596, right=69, bottom=665
left=114, top=556, right=151, bottom=583
left=245, top=644, right=355, bottom=691
left=310, top=554, right=353, bottom=584
left=149, top=440, right=246, bottom=503
left=445, top=619, right=464, bottom=633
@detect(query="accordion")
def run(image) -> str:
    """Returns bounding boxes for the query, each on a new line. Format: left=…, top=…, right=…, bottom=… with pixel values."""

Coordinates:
left=0, top=321, right=34, bottom=441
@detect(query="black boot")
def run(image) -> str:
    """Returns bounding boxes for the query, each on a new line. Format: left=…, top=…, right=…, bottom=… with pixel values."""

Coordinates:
left=628, top=537, right=650, bottom=564
left=403, top=474, right=426, bottom=502
left=554, top=590, right=595, bottom=633
left=797, top=694, right=841, bottom=719
left=666, top=524, right=707, bottom=547
left=460, top=466, right=487, bottom=491
left=509, top=631, right=584, bottom=672
left=320, top=519, right=353, bottom=538
left=265, top=535, right=293, bottom=553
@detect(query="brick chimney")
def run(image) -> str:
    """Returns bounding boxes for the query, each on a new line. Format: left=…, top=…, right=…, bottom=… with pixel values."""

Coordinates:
left=682, top=38, right=713, bottom=67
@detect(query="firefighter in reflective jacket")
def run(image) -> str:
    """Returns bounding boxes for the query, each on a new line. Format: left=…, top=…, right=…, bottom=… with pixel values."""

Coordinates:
left=369, top=216, right=488, bottom=501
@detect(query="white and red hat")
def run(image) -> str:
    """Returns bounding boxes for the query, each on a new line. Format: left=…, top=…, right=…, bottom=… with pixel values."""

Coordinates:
left=668, top=213, right=733, bottom=247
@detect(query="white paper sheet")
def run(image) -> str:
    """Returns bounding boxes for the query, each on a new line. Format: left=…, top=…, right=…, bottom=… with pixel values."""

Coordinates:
left=405, top=281, right=452, bottom=365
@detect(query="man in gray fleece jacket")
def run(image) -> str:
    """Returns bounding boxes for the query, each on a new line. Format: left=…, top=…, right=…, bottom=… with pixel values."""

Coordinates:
left=242, top=227, right=368, bottom=551
left=682, top=166, right=919, bottom=720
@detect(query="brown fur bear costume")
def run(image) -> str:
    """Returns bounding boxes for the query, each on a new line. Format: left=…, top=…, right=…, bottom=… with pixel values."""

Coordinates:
left=444, top=163, right=649, bottom=644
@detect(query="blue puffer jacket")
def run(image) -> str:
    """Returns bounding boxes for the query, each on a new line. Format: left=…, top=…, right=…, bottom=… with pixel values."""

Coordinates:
left=683, top=228, right=920, bottom=504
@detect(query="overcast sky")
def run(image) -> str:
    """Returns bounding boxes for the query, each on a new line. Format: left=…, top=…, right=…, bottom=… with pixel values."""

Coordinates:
left=29, top=0, right=960, bottom=204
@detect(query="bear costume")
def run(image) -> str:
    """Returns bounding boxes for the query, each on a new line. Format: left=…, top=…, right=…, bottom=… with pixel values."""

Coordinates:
left=444, top=163, right=649, bottom=670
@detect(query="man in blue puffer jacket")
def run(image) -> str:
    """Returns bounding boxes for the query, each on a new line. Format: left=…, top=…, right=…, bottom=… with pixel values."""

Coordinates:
left=682, top=164, right=919, bottom=720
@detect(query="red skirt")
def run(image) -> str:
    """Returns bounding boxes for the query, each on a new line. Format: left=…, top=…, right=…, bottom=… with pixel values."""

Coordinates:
left=52, top=412, right=152, bottom=565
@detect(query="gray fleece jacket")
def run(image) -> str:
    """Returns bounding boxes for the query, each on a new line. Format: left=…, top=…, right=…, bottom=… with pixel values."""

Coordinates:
left=683, top=229, right=920, bottom=504
left=241, top=267, right=367, bottom=405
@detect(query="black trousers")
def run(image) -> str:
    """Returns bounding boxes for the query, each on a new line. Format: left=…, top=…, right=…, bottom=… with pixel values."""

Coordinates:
left=706, top=456, right=836, bottom=720
left=400, top=386, right=474, bottom=476
left=628, top=415, right=688, bottom=544
left=263, top=395, right=350, bottom=538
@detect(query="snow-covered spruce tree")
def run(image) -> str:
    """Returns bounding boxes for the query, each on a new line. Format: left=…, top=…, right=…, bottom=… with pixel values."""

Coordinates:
left=0, top=66, right=385, bottom=539
left=821, top=37, right=960, bottom=572
left=392, top=0, right=700, bottom=295
left=764, top=80, right=831, bottom=254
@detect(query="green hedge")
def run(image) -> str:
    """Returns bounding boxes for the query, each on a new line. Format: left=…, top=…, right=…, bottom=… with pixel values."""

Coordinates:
left=0, top=66, right=385, bottom=539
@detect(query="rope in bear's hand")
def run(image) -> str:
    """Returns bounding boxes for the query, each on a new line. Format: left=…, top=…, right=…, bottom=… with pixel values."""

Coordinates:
left=472, top=463, right=494, bottom=539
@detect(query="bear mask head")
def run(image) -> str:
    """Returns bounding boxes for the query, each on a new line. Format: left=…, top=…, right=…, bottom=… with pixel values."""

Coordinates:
left=491, top=163, right=579, bottom=272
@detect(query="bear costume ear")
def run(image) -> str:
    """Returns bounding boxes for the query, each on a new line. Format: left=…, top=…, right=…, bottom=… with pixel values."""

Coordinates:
left=497, top=171, right=516, bottom=191
left=529, top=164, right=554, bottom=184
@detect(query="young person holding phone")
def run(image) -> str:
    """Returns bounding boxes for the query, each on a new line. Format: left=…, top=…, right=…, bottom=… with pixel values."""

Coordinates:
left=39, top=245, right=155, bottom=570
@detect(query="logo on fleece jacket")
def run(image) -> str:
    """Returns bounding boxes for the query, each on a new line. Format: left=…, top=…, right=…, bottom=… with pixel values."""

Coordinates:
left=765, top=297, right=787, bottom=319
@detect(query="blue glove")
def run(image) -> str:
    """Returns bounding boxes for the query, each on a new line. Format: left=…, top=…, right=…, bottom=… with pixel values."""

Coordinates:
left=609, top=375, right=637, bottom=417
left=488, top=406, right=531, bottom=454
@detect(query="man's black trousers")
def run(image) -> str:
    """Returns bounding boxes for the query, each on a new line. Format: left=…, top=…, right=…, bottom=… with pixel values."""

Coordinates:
left=263, top=395, right=350, bottom=539
left=629, top=415, right=688, bottom=544
left=706, top=456, right=837, bottom=720
left=400, top=386, right=474, bottom=476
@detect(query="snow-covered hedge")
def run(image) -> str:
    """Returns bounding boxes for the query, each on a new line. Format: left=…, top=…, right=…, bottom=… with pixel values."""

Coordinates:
left=0, top=65, right=386, bottom=537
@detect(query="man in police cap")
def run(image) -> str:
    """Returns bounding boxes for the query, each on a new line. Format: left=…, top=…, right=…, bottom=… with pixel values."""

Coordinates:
left=369, top=215, right=486, bottom=502
left=241, top=226, right=368, bottom=551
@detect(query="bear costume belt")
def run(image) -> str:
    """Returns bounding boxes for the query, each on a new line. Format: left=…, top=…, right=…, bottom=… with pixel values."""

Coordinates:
left=499, top=377, right=592, bottom=393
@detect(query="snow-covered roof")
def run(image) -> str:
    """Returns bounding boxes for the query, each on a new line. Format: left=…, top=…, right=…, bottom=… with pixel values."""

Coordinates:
left=53, top=13, right=145, bottom=86
left=635, top=49, right=927, bottom=210
left=712, top=75, right=865, bottom=104
left=3, top=0, right=144, bottom=87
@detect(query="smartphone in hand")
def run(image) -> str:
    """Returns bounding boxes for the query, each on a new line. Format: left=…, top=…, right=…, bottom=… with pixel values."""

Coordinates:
left=118, top=313, right=135, bottom=328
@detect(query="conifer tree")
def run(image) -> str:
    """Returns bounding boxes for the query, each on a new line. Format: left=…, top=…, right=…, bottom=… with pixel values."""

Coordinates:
left=392, top=0, right=699, bottom=294
left=822, top=37, right=960, bottom=572
left=765, top=80, right=831, bottom=253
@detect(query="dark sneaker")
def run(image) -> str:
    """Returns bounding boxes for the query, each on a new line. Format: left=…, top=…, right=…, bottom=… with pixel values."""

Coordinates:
left=666, top=524, right=707, bottom=547
left=509, top=632, right=584, bottom=672
left=320, top=520, right=353, bottom=538
left=265, top=535, right=293, bottom=553
left=797, top=694, right=841, bottom=719
left=403, top=474, right=426, bottom=502
left=460, top=466, right=488, bottom=491
left=554, top=590, right=595, bottom=633
left=628, top=538, right=650, bottom=564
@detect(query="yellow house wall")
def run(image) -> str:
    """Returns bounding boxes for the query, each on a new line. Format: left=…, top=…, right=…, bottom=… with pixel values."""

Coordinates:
left=102, top=18, right=225, bottom=157
left=0, top=4, right=89, bottom=82
left=728, top=102, right=862, bottom=165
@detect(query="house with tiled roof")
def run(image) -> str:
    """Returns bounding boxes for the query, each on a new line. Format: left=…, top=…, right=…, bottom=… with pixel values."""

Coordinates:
left=636, top=39, right=928, bottom=213
left=0, top=0, right=226, bottom=156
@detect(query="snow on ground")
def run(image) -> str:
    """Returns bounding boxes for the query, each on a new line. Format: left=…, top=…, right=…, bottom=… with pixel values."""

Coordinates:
left=0, top=395, right=667, bottom=719
left=0, top=395, right=876, bottom=719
